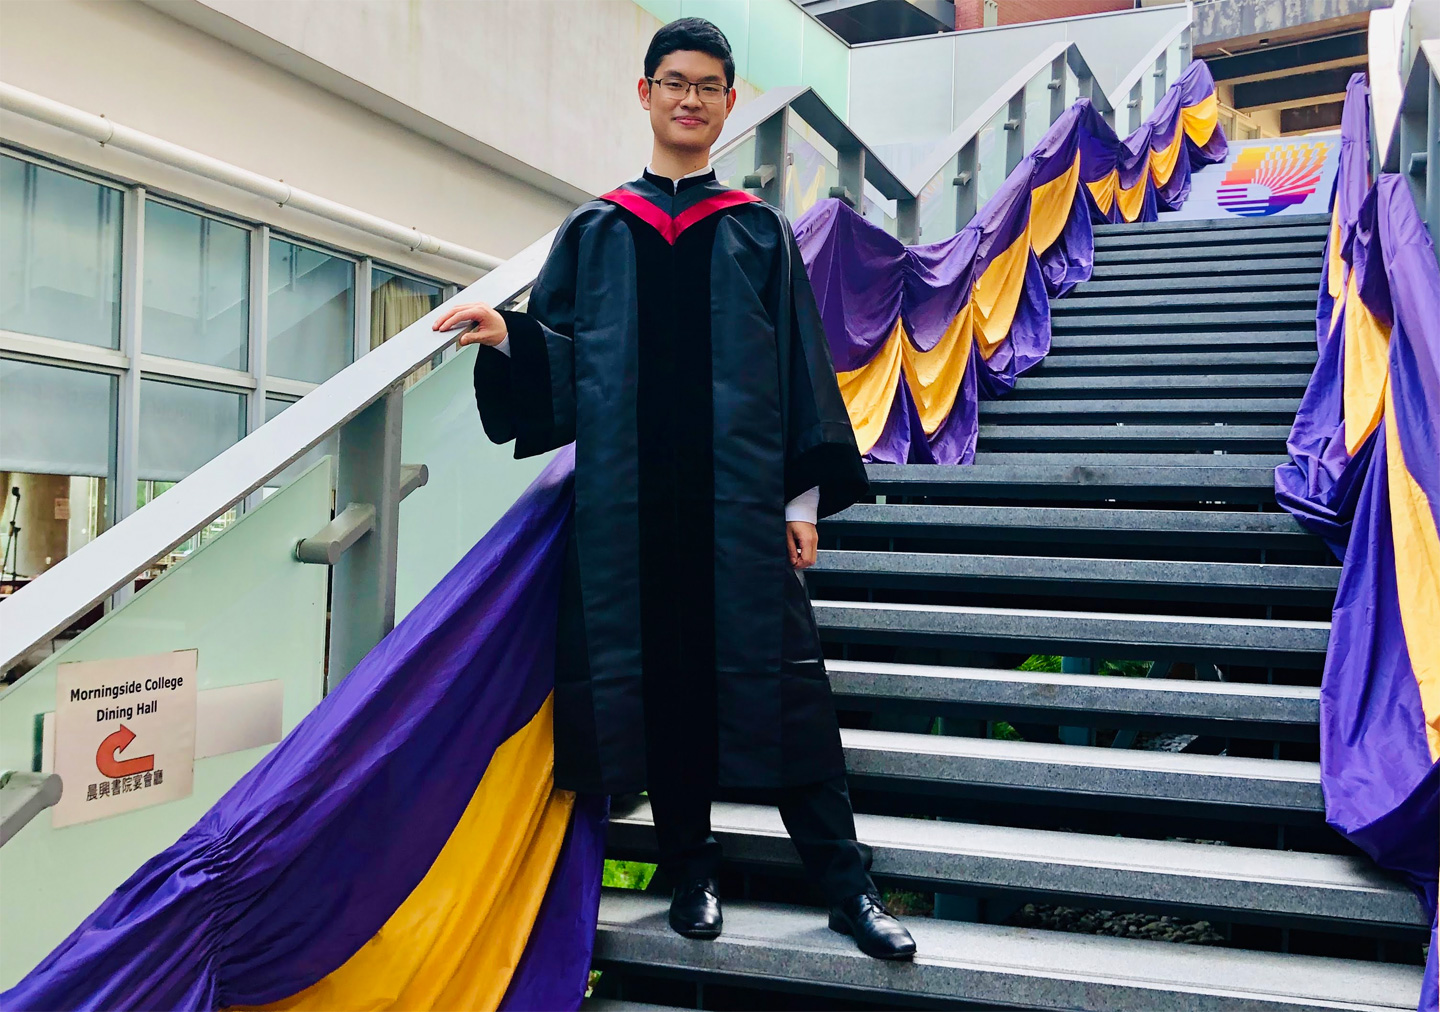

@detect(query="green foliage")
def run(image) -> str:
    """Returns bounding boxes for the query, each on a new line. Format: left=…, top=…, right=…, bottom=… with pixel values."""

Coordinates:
left=1098, top=659, right=1151, bottom=678
left=1018, top=654, right=1062, bottom=672
left=991, top=720, right=1023, bottom=741
left=603, top=859, right=656, bottom=890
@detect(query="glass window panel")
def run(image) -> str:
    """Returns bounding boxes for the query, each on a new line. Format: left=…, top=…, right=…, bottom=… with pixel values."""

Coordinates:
left=0, top=156, right=122, bottom=348
left=975, top=105, right=1009, bottom=211
left=371, top=268, right=444, bottom=388
left=0, top=473, right=109, bottom=585
left=137, top=378, right=244, bottom=483
left=784, top=123, right=839, bottom=221
left=142, top=201, right=249, bottom=370
left=1025, top=72, right=1051, bottom=154
left=0, top=358, right=114, bottom=477
left=266, top=237, right=354, bottom=384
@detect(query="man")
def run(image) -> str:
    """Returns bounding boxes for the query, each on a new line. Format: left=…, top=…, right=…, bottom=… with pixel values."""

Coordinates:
left=434, top=17, right=915, bottom=961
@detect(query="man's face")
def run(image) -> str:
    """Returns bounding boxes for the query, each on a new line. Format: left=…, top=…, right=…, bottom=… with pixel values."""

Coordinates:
left=639, top=50, right=736, bottom=155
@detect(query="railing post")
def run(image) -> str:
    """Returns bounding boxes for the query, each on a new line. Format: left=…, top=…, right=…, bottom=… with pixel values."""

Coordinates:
left=752, top=109, right=787, bottom=211
left=1005, top=88, right=1025, bottom=174
left=1428, top=72, right=1439, bottom=265
left=837, top=145, right=865, bottom=211
left=244, top=224, right=271, bottom=514
left=1180, top=25, right=1192, bottom=69
left=954, top=137, right=978, bottom=233
left=896, top=198, right=919, bottom=245
left=1128, top=79, right=1144, bottom=134
left=327, top=386, right=402, bottom=687
left=1153, top=47, right=1168, bottom=110
left=1050, top=53, right=1067, bottom=124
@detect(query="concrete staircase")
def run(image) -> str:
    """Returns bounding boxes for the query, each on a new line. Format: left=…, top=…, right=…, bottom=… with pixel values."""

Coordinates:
left=588, top=213, right=1428, bottom=1010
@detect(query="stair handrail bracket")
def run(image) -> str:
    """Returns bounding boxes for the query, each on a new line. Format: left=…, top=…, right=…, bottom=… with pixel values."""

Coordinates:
left=0, top=233, right=553, bottom=680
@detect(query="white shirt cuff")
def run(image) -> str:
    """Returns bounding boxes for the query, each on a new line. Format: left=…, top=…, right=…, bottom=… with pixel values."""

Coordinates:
left=784, top=485, right=820, bottom=526
left=493, top=334, right=511, bottom=356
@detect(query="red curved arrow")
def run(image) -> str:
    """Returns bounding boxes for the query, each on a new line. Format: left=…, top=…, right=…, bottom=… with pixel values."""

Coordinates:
left=96, top=724, right=155, bottom=779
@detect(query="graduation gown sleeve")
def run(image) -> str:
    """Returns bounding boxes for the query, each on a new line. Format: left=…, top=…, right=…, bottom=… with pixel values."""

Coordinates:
left=777, top=218, right=871, bottom=519
left=472, top=213, right=586, bottom=458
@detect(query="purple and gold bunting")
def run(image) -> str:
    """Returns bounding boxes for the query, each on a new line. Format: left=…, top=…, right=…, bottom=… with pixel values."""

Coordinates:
left=1275, top=72, right=1440, bottom=1010
left=796, top=60, right=1226, bottom=464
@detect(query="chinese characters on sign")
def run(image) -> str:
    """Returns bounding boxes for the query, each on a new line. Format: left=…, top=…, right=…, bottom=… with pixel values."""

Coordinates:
left=52, top=650, right=198, bottom=827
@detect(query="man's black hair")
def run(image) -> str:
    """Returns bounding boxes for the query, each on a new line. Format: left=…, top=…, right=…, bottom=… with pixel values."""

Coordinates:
left=644, top=17, right=735, bottom=88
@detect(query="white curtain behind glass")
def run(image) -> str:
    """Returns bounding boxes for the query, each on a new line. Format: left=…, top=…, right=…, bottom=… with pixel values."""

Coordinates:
left=137, top=379, right=245, bottom=482
left=0, top=359, right=115, bottom=477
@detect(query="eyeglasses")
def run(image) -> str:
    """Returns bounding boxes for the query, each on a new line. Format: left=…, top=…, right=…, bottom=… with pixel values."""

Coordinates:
left=646, top=76, right=730, bottom=103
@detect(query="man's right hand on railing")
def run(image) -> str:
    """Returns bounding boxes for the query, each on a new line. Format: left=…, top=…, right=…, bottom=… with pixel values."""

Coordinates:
left=434, top=303, right=509, bottom=348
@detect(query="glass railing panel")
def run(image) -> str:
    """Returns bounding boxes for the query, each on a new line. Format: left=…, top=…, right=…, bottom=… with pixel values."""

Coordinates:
left=784, top=121, right=840, bottom=221
left=1166, top=33, right=1186, bottom=81
left=917, top=154, right=959, bottom=243
left=714, top=133, right=757, bottom=192
left=1024, top=67, right=1052, bottom=154
left=1140, top=56, right=1161, bottom=123
left=1065, top=64, right=1080, bottom=109
left=975, top=102, right=1010, bottom=212
left=0, top=457, right=331, bottom=989
left=394, top=347, right=553, bottom=621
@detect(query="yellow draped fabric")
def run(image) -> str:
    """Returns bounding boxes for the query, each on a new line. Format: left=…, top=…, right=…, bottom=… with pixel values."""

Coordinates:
left=1342, top=271, right=1393, bottom=454
left=836, top=321, right=906, bottom=455
left=972, top=226, right=1033, bottom=357
left=246, top=696, right=573, bottom=1012
left=1029, top=154, right=1081, bottom=254
left=1327, top=208, right=1347, bottom=336
left=1086, top=170, right=1117, bottom=215
left=1383, top=381, right=1440, bottom=760
left=1115, top=154, right=1150, bottom=223
left=1180, top=91, right=1219, bottom=146
left=1149, top=124, right=1186, bottom=188
left=903, top=306, right=973, bottom=435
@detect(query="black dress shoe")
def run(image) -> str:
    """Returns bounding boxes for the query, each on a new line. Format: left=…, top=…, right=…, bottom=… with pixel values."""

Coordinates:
left=828, top=891, right=916, bottom=960
left=668, top=876, right=722, bottom=939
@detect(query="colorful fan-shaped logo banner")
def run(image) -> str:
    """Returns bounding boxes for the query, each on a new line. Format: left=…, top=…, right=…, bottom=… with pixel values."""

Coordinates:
left=1216, top=140, right=1333, bottom=217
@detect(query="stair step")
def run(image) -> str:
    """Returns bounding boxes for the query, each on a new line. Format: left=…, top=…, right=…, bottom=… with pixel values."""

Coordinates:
left=1048, top=331, right=1314, bottom=352
left=1051, top=312, right=1317, bottom=333
left=1094, top=241, right=1324, bottom=264
left=975, top=424, right=1291, bottom=453
left=809, top=550, right=1337, bottom=603
left=607, top=800, right=1422, bottom=928
left=813, top=599, right=1329, bottom=666
left=837, top=728, right=1323, bottom=812
left=980, top=397, right=1302, bottom=423
left=1052, top=290, right=1316, bottom=312
left=595, top=892, right=1421, bottom=1012
left=1093, top=213, right=1331, bottom=234
left=824, top=658, right=1320, bottom=735
left=1070, top=273, right=1319, bottom=296
left=1033, top=349, right=1317, bottom=370
left=1009, top=373, right=1314, bottom=398
left=867, top=458, right=1284, bottom=503
left=824, top=503, right=1316, bottom=550
left=1093, top=225, right=1331, bottom=251
left=582, top=1001, right=686, bottom=1012
left=1090, top=257, right=1322, bottom=280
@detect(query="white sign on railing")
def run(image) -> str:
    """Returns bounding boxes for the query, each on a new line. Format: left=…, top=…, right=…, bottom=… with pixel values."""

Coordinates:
left=1162, top=132, right=1341, bottom=221
left=51, top=650, right=197, bottom=827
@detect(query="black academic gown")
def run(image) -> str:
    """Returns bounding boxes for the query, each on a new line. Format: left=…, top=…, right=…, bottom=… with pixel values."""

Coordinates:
left=474, top=170, right=868, bottom=795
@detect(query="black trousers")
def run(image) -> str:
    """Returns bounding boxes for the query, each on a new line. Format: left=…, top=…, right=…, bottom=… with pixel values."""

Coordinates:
left=647, top=775, right=875, bottom=907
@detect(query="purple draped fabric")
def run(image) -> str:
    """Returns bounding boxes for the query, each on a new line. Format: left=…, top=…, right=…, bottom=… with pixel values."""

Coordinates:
left=1274, top=73, right=1439, bottom=1008
left=4, top=447, right=603, bottom=1012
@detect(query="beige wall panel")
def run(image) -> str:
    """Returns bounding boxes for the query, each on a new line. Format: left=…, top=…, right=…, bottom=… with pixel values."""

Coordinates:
left=0, top=0, right=575, bottom=268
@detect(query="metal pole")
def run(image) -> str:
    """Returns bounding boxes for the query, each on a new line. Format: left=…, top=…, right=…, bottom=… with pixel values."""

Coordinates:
left=1050, top=53, right=1066, bottom=124
left=1005, top=88, right=1025, bottom=175
left=111, top=187, right=145, bottom=609
left=837, top=145, right=865, bottom=211
left=752, top=109, right=787, bottom=211
left=1129, top=79, right=1144, bottom=134
left=1153, top=48, right=1168, bottom=109
left=896, top=198, right=919, bottom=245
left=326, top=386, right=402, bottom=687
left=243, top=224, right=270, bottom=514
left=955, top=137, right=978, bottom=233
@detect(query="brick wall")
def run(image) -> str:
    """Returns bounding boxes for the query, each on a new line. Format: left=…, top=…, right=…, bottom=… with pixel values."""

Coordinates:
left=955, top=0, right=1135, bottom=30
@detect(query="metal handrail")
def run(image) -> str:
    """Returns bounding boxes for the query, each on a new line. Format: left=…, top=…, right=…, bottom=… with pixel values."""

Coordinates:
left=0, top=234, right=551, bottom=678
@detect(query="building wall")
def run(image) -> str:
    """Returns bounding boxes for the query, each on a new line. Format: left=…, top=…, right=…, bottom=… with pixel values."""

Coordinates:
left=955, top=0, right=1135, bottom=31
